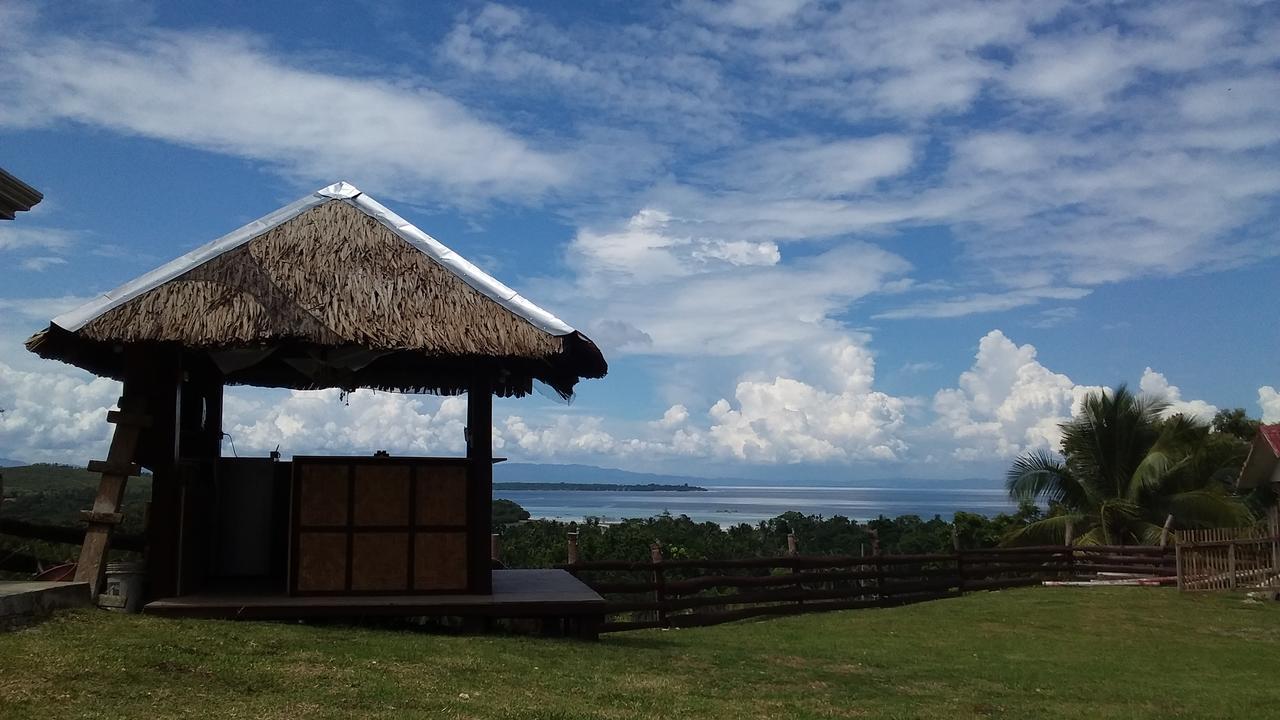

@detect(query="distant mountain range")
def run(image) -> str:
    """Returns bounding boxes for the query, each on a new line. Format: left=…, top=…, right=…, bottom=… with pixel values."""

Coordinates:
left=0, top=458, right=998, bottom=490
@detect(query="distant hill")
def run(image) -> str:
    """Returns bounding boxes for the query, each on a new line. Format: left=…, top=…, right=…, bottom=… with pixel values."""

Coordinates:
left=0, top=463, right=151, bottom=532
left=0, top=457, right=27, bottom=468
left=494, top=462, right=1000, bottom=490
left=493, top=482, right=706, bottom=492
left=494, top=463, right=726, bottom=486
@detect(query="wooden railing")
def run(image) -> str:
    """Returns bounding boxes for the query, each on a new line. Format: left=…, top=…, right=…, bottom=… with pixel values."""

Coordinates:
left=0, top=519, right=146, bottom=576
left=562, top=544, right=1176, bottom=633
left=1175, top=527, right=1280, bottom=591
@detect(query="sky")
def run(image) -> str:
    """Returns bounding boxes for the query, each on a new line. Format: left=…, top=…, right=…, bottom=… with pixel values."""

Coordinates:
left=0, top=0, right=1277, bottom=481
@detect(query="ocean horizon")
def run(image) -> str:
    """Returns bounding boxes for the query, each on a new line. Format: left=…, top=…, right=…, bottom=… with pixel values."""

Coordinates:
left=496, top=484, right=1014, bottom=525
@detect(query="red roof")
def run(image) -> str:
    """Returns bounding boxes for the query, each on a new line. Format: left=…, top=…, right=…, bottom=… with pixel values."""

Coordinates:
left=1262, top=424, right=1280, bottom=456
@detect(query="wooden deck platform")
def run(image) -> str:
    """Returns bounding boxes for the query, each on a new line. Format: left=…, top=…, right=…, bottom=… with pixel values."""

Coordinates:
left=143, top=570, right=605, bottom=635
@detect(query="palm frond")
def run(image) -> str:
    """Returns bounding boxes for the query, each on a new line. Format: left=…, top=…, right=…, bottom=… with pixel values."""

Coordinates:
left=1006, top=451, right=1081, bottom=506
left=1161, top=490, right=1253, bottom=529
left=1001, top=513, right=1089, bottom=546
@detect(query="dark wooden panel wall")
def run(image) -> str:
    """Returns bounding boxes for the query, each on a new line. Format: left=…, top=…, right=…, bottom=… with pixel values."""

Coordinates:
left=290, top=457, right=473, bottom=596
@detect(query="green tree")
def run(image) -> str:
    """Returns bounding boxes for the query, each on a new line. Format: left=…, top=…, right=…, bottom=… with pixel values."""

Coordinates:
left=1211, top=408, right=1261, bottom=441
left=1005, top=385, right=1251, bottom=546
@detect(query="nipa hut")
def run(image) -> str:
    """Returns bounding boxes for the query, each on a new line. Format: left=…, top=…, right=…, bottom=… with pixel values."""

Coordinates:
left=26, top=182, right=607, bottom=625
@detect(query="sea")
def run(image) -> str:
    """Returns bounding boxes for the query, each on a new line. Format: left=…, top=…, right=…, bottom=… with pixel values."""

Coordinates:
left=496, top=483, right=1013, bottom=526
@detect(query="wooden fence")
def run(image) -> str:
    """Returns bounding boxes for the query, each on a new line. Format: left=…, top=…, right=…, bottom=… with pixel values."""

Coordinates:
left=1175, top=526, right=1280, bottom=591
left=0, top=519, right=145, bottom=576
left=561, top=541, right=1176, bottom=633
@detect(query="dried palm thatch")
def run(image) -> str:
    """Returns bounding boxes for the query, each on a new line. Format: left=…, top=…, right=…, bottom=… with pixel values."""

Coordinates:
left=27, top=195, right=605, bottom=398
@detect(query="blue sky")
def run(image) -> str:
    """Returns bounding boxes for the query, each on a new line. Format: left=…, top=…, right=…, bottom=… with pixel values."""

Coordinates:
left=1, top=0, right=1277, bottom=480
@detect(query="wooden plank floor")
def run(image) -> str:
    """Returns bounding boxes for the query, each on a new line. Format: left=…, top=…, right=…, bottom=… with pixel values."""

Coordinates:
left=143, top=570, right=605, bottom=620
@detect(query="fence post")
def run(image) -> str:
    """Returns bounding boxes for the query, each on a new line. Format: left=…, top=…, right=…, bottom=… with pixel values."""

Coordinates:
left=490, top=533, right=501, bottom=564
left=1175, top=534, right=1185, bottom=592
left=1064, top=520, right=1075, bottom=578
left=952, top=527, right=964, bottom=592
left=566, top=531, right=580, bottom=566
left=1228, top=542, right=1237, bottom=590
left=786, top=532, right=803, bottom=608
left=1271, top=506, right=1279, bottom=585
left=650, top=541, right=668, bottom=628
left=870, top=530, right=884, bottom=599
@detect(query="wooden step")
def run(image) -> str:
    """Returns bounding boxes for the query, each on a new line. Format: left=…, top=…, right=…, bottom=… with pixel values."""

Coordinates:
left=106, top=410, right=152, bottom=428
left=86, top=460, right=142, bottom=477
left=80, top=510, right=124, bottom=526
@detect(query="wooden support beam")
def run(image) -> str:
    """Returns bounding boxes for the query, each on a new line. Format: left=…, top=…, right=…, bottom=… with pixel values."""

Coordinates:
left=466, top=375, right=494, bottom=595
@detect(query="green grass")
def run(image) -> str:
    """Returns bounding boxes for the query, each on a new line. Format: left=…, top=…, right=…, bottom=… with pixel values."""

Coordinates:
left=1, top=588, right=1278, bottom=719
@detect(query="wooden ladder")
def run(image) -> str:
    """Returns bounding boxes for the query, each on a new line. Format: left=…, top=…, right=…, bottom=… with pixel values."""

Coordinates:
left=74, top=395, right=151, bottom=599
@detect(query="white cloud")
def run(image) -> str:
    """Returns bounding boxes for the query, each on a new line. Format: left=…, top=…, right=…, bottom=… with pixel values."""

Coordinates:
left=932, top=330, right=1096, bottom=460
left=702, top=337, right=907, bottom=462
left=569, top=208, right=780, bottom=291
left=876, top=287, right=1090, bottom=320
left=1258, top=387, right=1280, bottom=424
left=0, top=23, right=569, bottom=204
left=697, top=135, right=917, bottom=198
left=0, top=226, right=74, bottom=253
left=19, top=256, right=67, bottom=272
left=560, top=208, right=910, bottom=359
left=0, top=361, right=120, bottom=463
left=683, top=0, right=813, bottom=29
left=1139, top=368, right=1218, bottom=423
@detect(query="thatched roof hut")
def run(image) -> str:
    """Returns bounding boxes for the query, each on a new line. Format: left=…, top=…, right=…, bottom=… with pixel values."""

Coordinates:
left=27, top=182, right=610, bottom=607
left=26, top=182, right=605, bottom=398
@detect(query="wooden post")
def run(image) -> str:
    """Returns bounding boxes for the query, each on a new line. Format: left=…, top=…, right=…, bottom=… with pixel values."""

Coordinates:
left=1159, top=514, right=1174, bottom=548
left=1064, top=519, right=1075, bottom=579
left=1270, top=506, right=1279, bottom=585
left=490, top=533, right=501, bottom=564
left=651, top=541, right=668, bottom=628
left=566, top=531, right=580, bottom=565
left=1228, top=542, right=1237, bottom=590
left=1175, top=538, right=1185, bottom=592
left=870, top=530, right=883, bottom=599
left=952, top=527, right=965, bottom=591
left=466, top=376, right=494, bottom=594
left=786, top=533, right=798, bottom=557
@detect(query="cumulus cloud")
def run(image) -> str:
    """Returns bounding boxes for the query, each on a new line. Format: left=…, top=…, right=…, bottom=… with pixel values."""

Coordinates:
left=702, top=338, right=907, bottom=462
left=1259, top=387, right=1280, bottom=424
left=932, top=330, right=1092, bottom=460
left=931, top=333, right=1230, bottom=461
left=0, top=361, right=120, bottom=463
left=1139, top=368, right=1218, bottom=423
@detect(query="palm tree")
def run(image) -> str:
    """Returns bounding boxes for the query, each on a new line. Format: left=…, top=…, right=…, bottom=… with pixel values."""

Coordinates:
left=1005, top=384, right=1251, bottom=546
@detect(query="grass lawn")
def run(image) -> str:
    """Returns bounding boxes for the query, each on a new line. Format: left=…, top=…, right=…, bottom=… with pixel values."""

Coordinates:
left=1, top=587, right=1277, bottom=719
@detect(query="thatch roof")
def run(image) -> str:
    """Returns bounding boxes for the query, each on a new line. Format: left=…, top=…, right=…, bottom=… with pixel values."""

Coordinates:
left=0, top=167, right=42, bottom=220
left=27, top=182, right=606, bottom=398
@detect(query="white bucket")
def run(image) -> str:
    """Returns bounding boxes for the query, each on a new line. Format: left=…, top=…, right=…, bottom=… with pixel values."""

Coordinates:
left=99, top=562, right=146, bottom=613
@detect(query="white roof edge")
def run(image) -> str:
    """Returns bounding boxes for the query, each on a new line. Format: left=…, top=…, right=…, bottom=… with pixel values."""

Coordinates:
left=51, top=182, right=577, bottom=337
